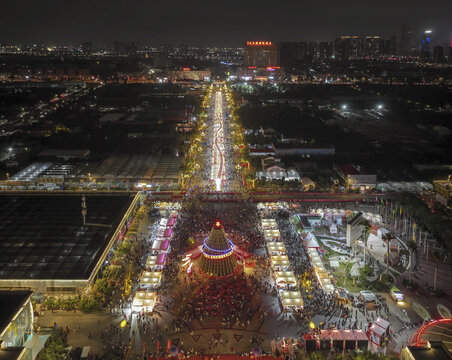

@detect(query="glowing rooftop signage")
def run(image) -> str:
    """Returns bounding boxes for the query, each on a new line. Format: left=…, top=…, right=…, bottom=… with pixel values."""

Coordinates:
left=246, top=41, right=272, bottom=46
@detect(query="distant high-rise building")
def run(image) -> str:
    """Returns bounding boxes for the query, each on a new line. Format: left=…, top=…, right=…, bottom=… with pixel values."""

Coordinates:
left=389, top=36, right=398, bottom=55
left=299, top=42, right=308, bottom=60
left=334, top=36, right=352, bottom=60
left=279, top=42, right=300, bottom=69
left=308, top=41, right=319, bottom=60
left=362, top=36, right=382, bottom=57
left=81, top=42, right=92, bottom=54
left=318, top=41, right=332, bottom=61
left=421, top=30, right=432, bottom=62
left=433, top=46, right=444, bottom=63
left=400, top=24, right=413, bottom=56
left=351, top=36, right=361, bottom=57
left=449, top=47, right=452, bottom=65
left=245, top=41, right=279, bottom=67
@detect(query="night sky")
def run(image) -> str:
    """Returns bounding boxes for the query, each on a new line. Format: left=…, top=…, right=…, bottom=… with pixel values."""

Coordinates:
left=1, top=0, right=452, bottom=46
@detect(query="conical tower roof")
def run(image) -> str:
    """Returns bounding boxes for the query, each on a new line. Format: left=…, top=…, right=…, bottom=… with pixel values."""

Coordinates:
left=199, top=221, right=237, bottom=277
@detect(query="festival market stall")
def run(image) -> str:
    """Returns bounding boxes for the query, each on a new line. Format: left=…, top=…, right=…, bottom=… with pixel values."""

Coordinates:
left=132, top=291, right=157, bottom=311
left=270, top=255, right=290, bottom=269
left=264, top=229, right=281, bottom=241
left=151, top=239, right=170, bottom=253
left=280, top=291, right=304, bottom=309
left=139, top=271, right=162, bottom=289
left=274, top=271, right=297, bottom=288
left=261, top=218, right=278, bottom=229
left=267, top=242, right=287, bottom=255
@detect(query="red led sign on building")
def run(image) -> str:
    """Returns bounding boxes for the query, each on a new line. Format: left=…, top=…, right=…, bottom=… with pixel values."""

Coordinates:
left=182, top=67, right=191, bottom=71
left=246, top=41, right=272, bottom=46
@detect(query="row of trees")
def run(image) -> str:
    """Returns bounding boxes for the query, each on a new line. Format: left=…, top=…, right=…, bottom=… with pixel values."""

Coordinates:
left=37, top=328, right=68, bottom=360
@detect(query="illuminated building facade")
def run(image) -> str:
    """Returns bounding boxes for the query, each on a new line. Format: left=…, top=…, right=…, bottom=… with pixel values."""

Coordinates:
left=245, top=41, right=279, bottom=67
left=421, top=30, right=432, bottom=62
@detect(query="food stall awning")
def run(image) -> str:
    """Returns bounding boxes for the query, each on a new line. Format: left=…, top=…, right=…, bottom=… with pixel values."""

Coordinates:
left=141, top=277, right=160, bottom=285
left=159, top=218, right=168, bottom=227
left=280, top=290, right=304, bottom=307
left=156, top=253, right=166, bottom=266
left=267, top=243, right=287, bottom=252
left=163, top=228, right=173, bottom=238
left=270, top=255, right=290, bottom=267
left=266, top=239, right=284, bottom=245
left=152, top=239, right=169, bottom=251
left=167, top=217, right=176, bottom=227
left=132, top=291, right=156, bottom=308
left=275, top=271, right=297, bottom=286
left=282, top=298, right=304, bottom=307
left=146, top=255, right=157, bottom=267
left=275, top=271, right=296, bottom=278
left=264, top=229, right=281, bottom=239
left=141, top=271, right=162, bottom=279
left=261, top=219, right=278, bottom=229
left=156, top=227, right=165, bottom=237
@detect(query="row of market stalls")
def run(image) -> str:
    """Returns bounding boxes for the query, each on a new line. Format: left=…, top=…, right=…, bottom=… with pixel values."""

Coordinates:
left=261, top=217, right=304, bottom=310
left=132, top=211, right=178, bottom=312
left=303, top=329, right=369, bottom=351
left=290, top=213, right=336, bottom=294
left=306, top=247, right=335, bottom=293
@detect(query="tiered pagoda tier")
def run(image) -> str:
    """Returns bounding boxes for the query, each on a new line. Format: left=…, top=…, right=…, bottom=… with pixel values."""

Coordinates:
left=199, top=221, right=237, bottom=277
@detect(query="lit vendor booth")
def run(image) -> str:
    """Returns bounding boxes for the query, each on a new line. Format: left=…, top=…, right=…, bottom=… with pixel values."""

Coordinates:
left=270, top=255, right=290, bottom=269
left=132, top=291, right=156, bottom=311
left=369, top=317, right=390, bottom=346
left=280, top=290, right=304, bottom=309
left=139, top=271, right=162, bottom=289
left=151, top=239, right=170, bottom=254
left=146, top=254, right=167, bottom=270
left=274, top=271, right=297, bottom=289
left=267, top=242, right=287, bottom=255
left=261, top=218, right=278, bottom=229
left=264, top=229, right=281, bottom=241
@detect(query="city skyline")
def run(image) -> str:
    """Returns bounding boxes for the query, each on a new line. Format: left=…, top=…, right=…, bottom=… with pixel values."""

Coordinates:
left=1, top=0, right=452, bottom=46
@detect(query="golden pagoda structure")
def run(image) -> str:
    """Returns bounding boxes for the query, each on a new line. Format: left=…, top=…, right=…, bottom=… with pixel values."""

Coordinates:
left=199, top=221, right=237, bottom=277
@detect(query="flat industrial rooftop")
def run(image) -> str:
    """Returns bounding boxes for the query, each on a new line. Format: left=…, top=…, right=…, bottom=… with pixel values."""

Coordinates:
left=0, top=193, right=135, bottom=280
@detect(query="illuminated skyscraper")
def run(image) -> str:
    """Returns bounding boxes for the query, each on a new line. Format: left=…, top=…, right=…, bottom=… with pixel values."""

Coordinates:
left=421, top=30, right=432, bottom=62
left=400, top=23, right=413, bottom=56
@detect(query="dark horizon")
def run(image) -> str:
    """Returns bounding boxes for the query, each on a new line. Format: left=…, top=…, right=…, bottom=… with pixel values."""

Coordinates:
left=1, top=0, right=452, bottom=47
